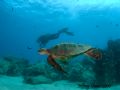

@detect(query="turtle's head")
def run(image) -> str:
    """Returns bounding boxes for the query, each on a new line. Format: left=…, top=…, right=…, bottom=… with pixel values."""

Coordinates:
left=38, top=48, right=49, bottom=55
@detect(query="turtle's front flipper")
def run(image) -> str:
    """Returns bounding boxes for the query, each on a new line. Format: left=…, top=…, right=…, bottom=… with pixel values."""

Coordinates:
left=85, top=48, right=102, bottom=60
left=47, top=55, right=67, bottom=73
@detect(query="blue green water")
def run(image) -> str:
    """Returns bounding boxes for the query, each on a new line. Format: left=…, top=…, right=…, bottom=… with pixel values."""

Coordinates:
left=1, top=1, right=120, bottom=89
left=0, top=0, right=120, bottom=62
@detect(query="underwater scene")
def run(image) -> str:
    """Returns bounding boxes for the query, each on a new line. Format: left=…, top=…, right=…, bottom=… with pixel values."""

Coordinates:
left=1, top=0, right=120, bottom=90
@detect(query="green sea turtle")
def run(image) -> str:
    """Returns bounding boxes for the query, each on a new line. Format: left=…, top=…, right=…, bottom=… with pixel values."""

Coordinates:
left=38, top=43, right=102, bottom=73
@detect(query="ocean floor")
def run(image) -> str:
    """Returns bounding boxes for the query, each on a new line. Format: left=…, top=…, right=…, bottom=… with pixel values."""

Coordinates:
left=0, top=76, right=120, bottom=90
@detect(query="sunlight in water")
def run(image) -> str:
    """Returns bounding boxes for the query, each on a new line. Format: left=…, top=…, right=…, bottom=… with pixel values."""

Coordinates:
left=4, top=0, right=120, bottom=10
left=2, top=0, right=120, bottom=18
left=5, top=0, right=120, bottom=8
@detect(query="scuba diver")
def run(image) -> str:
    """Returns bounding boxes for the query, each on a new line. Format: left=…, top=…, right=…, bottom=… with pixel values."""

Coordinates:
left=37, top=27, right=74, bottom=48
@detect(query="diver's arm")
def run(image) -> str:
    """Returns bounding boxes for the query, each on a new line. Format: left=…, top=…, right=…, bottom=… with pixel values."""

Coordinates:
left=48, top=33, right=60, bottom=40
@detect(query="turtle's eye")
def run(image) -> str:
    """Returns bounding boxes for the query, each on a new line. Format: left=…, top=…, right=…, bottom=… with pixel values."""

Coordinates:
left=38, top=49, right=44, bottom=52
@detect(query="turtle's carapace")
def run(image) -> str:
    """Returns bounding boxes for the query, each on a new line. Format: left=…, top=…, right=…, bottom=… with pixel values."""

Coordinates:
left=38, top=43, right=102, bottom=73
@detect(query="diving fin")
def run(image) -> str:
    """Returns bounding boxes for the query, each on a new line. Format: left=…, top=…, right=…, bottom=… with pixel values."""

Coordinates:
left=58, top=28, right=74, bottom=36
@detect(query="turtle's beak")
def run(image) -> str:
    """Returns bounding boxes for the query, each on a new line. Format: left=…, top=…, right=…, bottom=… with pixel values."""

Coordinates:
left=38, top=48, right=48, bottom=55
left=38, top=49, right=41, bottom=54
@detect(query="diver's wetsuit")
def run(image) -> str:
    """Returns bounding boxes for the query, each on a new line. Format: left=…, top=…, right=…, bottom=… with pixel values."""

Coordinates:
left=37, top=28, right=74, bottom=48
left=37, top=33, right=60, bottom=48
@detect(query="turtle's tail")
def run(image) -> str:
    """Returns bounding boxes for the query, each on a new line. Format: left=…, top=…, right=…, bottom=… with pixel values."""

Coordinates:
left=84, top=48, right=102, bottom=60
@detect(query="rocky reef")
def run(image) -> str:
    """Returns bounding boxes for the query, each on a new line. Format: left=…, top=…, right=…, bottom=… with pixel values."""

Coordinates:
left=0, top=56, right=29, bottom=76
left=22, top=61, right=70, bottom=84
left=22, top=62, right=53, bottom=84
left=92, top=39, right=120, bottom=86
left=0, top=39, right=120, bottom=87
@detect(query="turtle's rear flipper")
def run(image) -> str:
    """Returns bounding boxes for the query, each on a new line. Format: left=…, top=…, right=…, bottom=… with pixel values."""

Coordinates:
left=47, top=55, right=67, bottom=73
left=85, top=48, right=102, bottom=60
